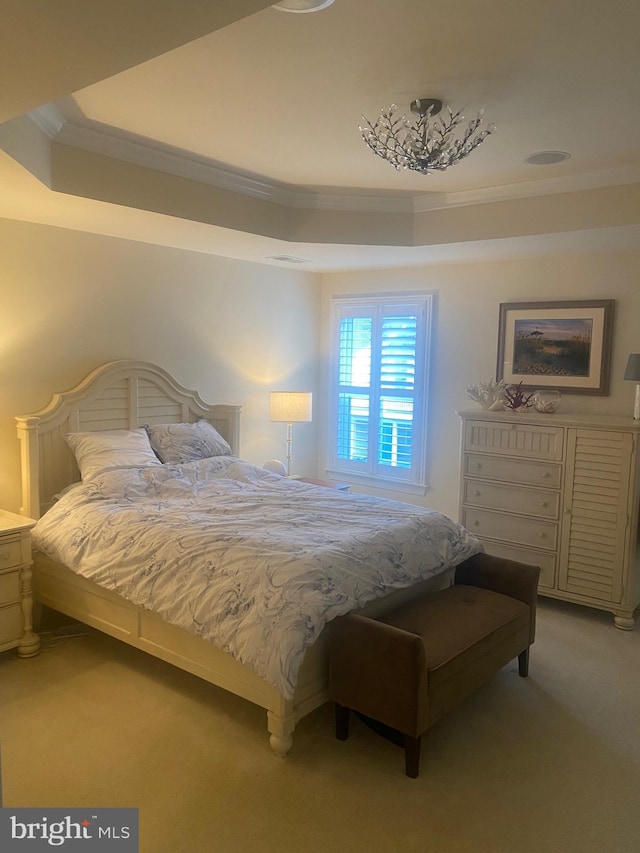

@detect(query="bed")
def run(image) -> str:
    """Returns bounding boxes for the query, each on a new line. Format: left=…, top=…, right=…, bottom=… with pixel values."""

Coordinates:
left=16, top=360, right=482, bottom=755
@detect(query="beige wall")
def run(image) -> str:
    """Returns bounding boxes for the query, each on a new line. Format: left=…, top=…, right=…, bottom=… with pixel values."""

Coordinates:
left=319, top=248, right=640, bottom=520
left=0, top=218, right=320, bottom=514
left=2, top=214, right=639, bottom=523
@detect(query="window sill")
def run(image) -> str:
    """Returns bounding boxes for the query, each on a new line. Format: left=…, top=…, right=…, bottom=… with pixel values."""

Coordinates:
left=324, top=470, right=429, bottom=497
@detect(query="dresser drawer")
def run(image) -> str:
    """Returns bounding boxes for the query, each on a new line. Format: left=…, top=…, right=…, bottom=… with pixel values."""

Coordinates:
left=0, top=603, right=24, bottom=645
left=477, top=539, right=556, bottom=589
left=464, top=453, right=562, bottom=488
left=463, top=479, right=560, bottom=519
left=0, top=538, right=22, bottom=571
left=464, top=419, right=563, bottom=460
left=462, top=507, right=558, bottom=551
left=0, top=570, right=21, bottom=605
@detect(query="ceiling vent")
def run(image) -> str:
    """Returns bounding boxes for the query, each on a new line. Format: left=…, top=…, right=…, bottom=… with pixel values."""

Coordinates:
left=266, top=255, right=311, bottom=264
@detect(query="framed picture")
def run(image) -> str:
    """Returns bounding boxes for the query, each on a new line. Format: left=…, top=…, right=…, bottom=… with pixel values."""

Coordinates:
left=496, top=300, right=614, bottom=395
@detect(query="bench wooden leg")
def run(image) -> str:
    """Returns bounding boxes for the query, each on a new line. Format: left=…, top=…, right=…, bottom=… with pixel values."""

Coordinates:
left=404, top=734, right=421, bottom=778
left=518, top=647, right=530, bottom=677
left=335, top=703, right=350, bottom=741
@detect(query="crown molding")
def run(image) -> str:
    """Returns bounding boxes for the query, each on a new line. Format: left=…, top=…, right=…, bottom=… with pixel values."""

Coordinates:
left=30, top=106, right=411, bottom=213
left=27, top=105, right=640, bottom=217
left=412, top=165, right=640, bottom=212
left=56, top=117, right=295, bottom=205
left=28, top=103, right=65, bottom=138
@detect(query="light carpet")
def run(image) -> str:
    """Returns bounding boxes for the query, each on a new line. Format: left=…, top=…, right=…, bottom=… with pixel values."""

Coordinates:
left=1, top=598, right=638, bottom=853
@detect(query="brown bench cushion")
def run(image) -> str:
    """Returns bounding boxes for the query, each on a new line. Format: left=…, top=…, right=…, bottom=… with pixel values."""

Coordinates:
left=376, top=585, right=530, bottom=725
left=379, top=584, right=530, bottom=688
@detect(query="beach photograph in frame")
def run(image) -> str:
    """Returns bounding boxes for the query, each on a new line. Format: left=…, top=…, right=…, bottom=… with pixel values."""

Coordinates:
left=496, top=300, right=614, bottom=394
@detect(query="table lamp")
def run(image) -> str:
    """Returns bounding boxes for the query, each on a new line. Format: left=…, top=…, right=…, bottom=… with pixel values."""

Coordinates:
left=624, top=353, right=640, bottom=420
left=269, top=391, right=313, bottom=477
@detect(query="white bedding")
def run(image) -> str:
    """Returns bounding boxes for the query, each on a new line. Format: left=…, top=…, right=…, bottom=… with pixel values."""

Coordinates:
left=33, top=457, right=482, bottom=699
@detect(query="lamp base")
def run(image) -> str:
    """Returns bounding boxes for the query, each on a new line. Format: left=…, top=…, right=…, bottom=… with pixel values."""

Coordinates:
left=285, top=421, right=293, bottom=477
left=634, top=384, right=640, bottom=420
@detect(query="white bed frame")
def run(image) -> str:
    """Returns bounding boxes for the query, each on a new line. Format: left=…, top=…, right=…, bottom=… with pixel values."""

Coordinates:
left=16, top=360, right=450, bottom=755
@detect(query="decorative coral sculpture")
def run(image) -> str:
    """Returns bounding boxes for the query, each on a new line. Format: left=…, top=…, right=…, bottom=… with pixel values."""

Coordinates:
left=503, top=381, right=534, bottom=412
left=466, top=378, right=507, bottom=410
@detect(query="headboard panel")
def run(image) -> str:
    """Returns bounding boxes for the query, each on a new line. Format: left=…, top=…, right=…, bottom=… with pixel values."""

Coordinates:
left=16, top=360, right=242, bottom=519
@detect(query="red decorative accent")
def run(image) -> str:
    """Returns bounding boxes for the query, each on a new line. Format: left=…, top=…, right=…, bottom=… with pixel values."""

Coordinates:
left=503, top=381, right=534, bottom=411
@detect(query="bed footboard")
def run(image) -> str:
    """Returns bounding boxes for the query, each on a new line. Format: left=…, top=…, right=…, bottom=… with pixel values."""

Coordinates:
left=32, top=553, right=331, bottom=755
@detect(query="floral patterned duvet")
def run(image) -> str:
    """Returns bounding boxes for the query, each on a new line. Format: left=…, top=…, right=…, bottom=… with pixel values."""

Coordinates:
left=33, top=457, right=482, bottom=699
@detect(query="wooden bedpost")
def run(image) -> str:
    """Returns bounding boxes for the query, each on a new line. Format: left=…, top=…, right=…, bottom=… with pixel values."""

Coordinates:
left=15, top=416, right=40, bottom=519
left=267, top=697, right=296, bottom=757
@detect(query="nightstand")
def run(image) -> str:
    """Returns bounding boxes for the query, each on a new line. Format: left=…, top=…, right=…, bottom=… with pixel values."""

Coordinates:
left=297, top=477, right=350, bottom=492
left=0, top=510, right=39, bottom=657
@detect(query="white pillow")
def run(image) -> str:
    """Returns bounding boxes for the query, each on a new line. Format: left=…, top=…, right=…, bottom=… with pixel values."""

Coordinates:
left=52, top=482, right=83, bottom=502
left=144, top=420, right=232, bottom=464
left=66, top=428, right=162, bottom=482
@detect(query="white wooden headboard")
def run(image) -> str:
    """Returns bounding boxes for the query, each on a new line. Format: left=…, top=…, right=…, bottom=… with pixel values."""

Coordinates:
left=16, top=360, right=242, bottom=519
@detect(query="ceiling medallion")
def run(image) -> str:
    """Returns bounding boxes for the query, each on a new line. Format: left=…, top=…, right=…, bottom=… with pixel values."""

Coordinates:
left=273, top=0, right=335, bottom=12
left=360, top=97, right=495, bottom=175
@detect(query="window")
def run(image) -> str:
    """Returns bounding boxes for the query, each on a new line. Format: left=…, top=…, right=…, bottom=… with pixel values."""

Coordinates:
left=328, top=293, right=433, bottom=490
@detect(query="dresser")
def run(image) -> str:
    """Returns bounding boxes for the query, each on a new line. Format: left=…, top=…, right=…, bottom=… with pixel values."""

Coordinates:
left=458, top=411, right=640, bottom=629
left=0, top=510, right=39, bottom=656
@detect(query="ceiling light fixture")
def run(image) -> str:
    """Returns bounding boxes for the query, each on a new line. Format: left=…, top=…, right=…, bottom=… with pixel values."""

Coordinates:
left=273, top=0, right=335, bottom=12
left=360, top=97, right=495, bottom=175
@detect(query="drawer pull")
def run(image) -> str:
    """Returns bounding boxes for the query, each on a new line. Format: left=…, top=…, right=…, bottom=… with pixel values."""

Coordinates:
left=0, top=551, right=9, bottom=562
left=473, top=463, right=482, bottom=470
left=540, top=501, right=548, bottom=508
left=473, top=520, right=480, bottom=526
left=539, top=532, right=547, bottom=539
left=473, top=490, right=481, bottom=497
left=542, top=472, right=550, bottom=479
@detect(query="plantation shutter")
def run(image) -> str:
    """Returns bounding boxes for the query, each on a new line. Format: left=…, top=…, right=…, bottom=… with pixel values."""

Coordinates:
left=379, top=313, right=417, bottom=470
left=330, top=294, right=432, bottom=487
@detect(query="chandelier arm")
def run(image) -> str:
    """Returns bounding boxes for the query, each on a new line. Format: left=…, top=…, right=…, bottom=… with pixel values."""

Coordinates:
left=420, top=118, right=429, bottom=147
left=364, top=130, right=409, bottom=165
left=447, top=118, right=484, bottom=157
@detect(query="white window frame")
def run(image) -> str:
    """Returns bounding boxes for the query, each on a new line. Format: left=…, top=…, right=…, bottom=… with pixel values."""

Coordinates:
left=326, top=292, right=434, bottom=494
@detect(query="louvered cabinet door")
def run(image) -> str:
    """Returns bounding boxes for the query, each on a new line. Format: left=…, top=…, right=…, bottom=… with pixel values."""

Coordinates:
left=459, top=411, right=640, bottom=626
left=559, top=429, right=633, bottom=604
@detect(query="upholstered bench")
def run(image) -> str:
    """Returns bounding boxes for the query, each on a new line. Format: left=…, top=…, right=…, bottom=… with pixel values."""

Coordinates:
left=328, top=552, right=540, bottom=777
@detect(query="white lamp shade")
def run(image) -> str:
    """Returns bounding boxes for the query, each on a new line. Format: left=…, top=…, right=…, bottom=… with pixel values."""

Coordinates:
left=269, top=391, right=313, bottom=423
left=623, top=353, right=640, bottom=381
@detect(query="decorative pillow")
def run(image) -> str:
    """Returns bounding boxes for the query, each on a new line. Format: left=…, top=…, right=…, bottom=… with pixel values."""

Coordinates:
left=66, top=428, right=162, bottom=482
left=144, top=420, right=232, bottom=464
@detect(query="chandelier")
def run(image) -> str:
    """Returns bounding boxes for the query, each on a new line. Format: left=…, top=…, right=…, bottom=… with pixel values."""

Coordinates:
left=360, top=98, right=495, bottom=175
